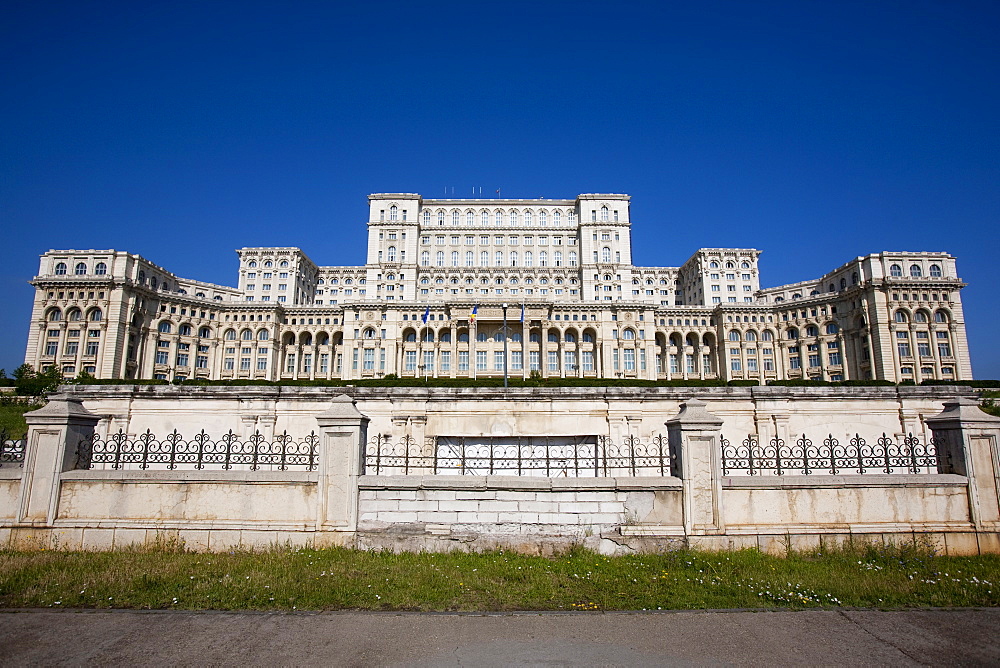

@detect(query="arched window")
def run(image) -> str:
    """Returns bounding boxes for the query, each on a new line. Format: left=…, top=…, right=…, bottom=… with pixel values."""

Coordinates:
left=510, top=210, right=518, bottom=225
left=568, top=251, right=577, bottom=267
left=437, top=211, right=445, bottom=224
left=806, top=325, right=818, bottom=337
left=224, top=329, right=236, bottom=340
left=524, top=251, right=533, bottom=267
left=199, top=327, right=211, bottom=338
left=890, top=264, right=903, bottom=277
left=852, top=272, right=859, bottom=284
left=728, top=330, right=740, bottom=342
left=477, top=332, right=488, bottom=342
left=422, top=210, right=430, bottom=224
left=179, top=324, right=192, bottom=336
left=387, top=246, right=397, bottom=262
left=934, top=310, right=948, bottom=323
left=458, top=332, right=469, bottom=342
left=910, top=264, right=922, bottom=277
left=894, top=310, right=908, bottom=323
left=404, top=331, right=416, bottom=342
left=914, top=311, right=928, bottom=323
left=389, top=205, right=398, bottom=221
left=709, top=261, right=719, bottom=269
left=241, top=329, right=253, bottom=340
left=67, top=308, right=82, bottom=321
left=761, top=330, right=773, bottom=341
left=787, top=328, right=799, bottom=340
left=825, top=323, right=839, bottom=334
left=465, top=251, right=474, bottom=267
left=510, top=251, right=518, bottom=266
left=436, top=251, right=444, bottom=266
left=565, top=332, right=576, bottom=343
left=137, top=270, right=145, bottom=283
left=583, top=332, right=594, bottom=343
left=539, top=251, right=548, bottom=267
left=554, top=251, right=562, bottom=266
left=420, top=251, right=429, bottom=266
left=524, top=211, right=533, bottom=226
left=622, top=329, right=636, bottom=340
left=94, top=262, right=107, bottom=275
left=466, top=211, right=474, bottom=225
left=600, top=205, right=608, bottom=221
left=55, top=262, right=67, bottom=275
left=452, top=211, right=459, bottom=225
left=547, top=332, right=558, bottom=342
left=280, top=261, right=289, bottom=268
left=48, top=308, right=62, bottom=321
left=257, top=329, right=269, bottom=340
left=158, top=322, right=172, bottom=334
left=929, top=264, right=942, bottom=277
left=89, top=308, right=103, bottom=322
left=539, top=211, right=547, bottom=225
left=745, top=330, right=757, bottom=341
left=553, top=211, right=561, bottom=225
left=602, top=247, right=611, bottom=263
left=75, top=262, right=87, bottom=275
left=840, top=278, right=847, bottom=290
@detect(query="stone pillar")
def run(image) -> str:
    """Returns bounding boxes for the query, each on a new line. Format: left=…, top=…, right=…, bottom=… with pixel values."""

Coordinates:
left=925, top=397, right=1000, bottom=531
left=665, top=398, right=725, bottom=536
left=17, top=394, right=100, bottom=526
left=314, top=394, right=370, bottom=537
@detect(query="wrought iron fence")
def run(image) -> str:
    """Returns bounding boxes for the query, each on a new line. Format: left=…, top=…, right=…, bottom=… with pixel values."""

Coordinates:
left=363, top=434, right=674, bottom=477
left=1, top=429, right=26, bottom=467
left=721, top=433, right=944, bottom=476
left=76, top=429, right=320, bottom=471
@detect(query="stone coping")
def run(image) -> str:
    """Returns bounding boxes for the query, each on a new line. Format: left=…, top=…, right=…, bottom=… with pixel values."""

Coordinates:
left=0, top=468, right=23, bottom=480
left=60, top=384, right=976, bottom=402
left=721, top=474, right=968, bottom=489
left=358, top=474, right=682, bottom=491
left=60, top=470, right=317, bottom=483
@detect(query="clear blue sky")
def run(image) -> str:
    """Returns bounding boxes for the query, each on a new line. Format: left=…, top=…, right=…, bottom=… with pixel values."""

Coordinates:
left=2, top=0, right=998, bottom=377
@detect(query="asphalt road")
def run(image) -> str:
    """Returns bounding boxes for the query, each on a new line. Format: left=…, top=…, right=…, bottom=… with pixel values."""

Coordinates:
left=1, top=608, right=997, bottom=666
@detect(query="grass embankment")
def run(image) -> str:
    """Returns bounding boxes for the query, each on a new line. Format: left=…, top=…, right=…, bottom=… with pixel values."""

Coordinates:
left=0, top=399, right=41, bottom=438
left=1, top=543, right=998, bottom=611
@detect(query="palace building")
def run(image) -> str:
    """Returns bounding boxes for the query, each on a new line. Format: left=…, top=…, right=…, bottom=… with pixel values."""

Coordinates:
left=24, top=192, right=972, bottom=383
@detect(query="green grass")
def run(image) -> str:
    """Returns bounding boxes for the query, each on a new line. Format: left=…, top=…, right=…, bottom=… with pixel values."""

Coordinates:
left=1, top=542, right=998, bottom=611
left=0, top=400, right=41, bottom=438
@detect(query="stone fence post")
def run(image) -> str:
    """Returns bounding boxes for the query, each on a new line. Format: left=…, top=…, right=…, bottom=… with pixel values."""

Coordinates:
left=314, top=394, right=370, bottom=538
left=925, top=397, right=1000, bottom=532
left=17, top=394, right=100, bottom=526
left=665, top=398, right=725, bottom=536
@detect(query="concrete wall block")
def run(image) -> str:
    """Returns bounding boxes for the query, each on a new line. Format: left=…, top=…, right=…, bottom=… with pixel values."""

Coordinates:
left=478, top=500, right=520, bottom=512
left=944, top=532, right=980, bottom=556
left=788, top=534, right=822, bottom=553
left=518, top=500, right=559, bottom=513
left=495, top=491, right=538, bottom=501
left=80, top=528, right=117, bottom=550
left=558, top=502, right=601, bottom=514
left=456, top=491, right=496, bottom=500
left=397, top=499, right=437, bottom=511
left=580, top=513, right=624, bottom=524
left=437, top=499, right=477, bottom=512
left=598, top=501, right=625, bottom=513
left=367, top=499, right=402, bottom=512
left=378, top=511, right=420, bottom=523
left=537, top=512, right=578, bottom=524
left=418, top=511, right=458, bottom=523
left=575, top=492, right=619, bottom=503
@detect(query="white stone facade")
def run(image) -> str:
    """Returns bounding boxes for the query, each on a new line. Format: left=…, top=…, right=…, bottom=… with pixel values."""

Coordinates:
left=25, top=192, right=972, bottom=383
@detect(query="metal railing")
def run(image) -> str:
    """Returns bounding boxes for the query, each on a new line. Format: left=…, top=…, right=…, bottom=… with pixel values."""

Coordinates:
left=721, top=433, right=944, bottom=476
left=1, top=429, right=25, bottom=467
left=363, top=434, right=674, bottom=477
left=76, top=430, right=320, bottom=471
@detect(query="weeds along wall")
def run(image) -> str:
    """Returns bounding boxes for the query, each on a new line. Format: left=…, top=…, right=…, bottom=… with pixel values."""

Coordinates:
left=1, top=385, right=998, bottom=555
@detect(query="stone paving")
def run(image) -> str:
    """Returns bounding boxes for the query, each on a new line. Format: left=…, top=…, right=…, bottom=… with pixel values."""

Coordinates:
left=1, top=608, right=998, bottom=666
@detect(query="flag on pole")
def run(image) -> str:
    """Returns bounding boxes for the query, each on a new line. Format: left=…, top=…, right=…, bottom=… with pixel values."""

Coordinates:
left=470, top=305, right=478, bottom=323
left=422, top=306, right=429, bottom=324
left=520, top=303, right=524, bottom=323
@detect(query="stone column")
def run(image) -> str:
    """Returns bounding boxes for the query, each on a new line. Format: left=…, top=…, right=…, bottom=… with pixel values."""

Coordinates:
left=665, top=398, right=725, bottom=536
left=925, top=397, right=1000, bottom=531
left=314, top=395, right=370, bottom=538
left=17, top=394, right=100, bottom=526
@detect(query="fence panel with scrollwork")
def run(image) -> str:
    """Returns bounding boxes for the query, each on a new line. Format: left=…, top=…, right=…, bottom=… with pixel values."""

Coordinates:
left=721, top=433, right=944, bottom=476
left=363, top=434, right=674, bottom=477
left=76, top=429, right=319, bottom=471
left=1, top=428, right=25, bottom=468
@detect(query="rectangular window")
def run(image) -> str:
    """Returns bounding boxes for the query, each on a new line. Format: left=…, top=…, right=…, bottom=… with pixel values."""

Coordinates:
left=898, top=342, right=911, bottom=357
left=763, top=358, right=774, bottom=371
left=731, top=359, right=742, bottom=371
left=582, top=350, right=594, bottom=371
left=529, top=351, right=540, bottom=371
left=624, top=349, right=635, bottom=371
left=494, top=351, right=504, bottom=371
left=789, top=356, right=801, bottom=369
left=85, top=340, right=99, bottom=356
left=405, top=350, right=417, bottom=371
left=747, top=358, right=758, bottom=371
left=918, top=342, right=932, bottom=357
left=155, top=350, right=168, bottom=364
left=547, top=351, right=558, bottom=371
left=613, top=350, right=619, bottom=371
left=286, top=354, right=297, bottom=373
left=476, top=350, right=487, bottom=371
left=808, top=354, right=821, bottom=367
left=440, top=350, right=451, bottom=372
left=829, top=352, right=842, bottom=365
left=363, top=348, right=375, bottom=370
left=458, top=351, right=469, bottom=371
left=195, top=355, right=208, bottom=368
left=224, top=358, right=234, bottom=370
left=669, top=354, right=678, bottom=374
left=423, top=350, right=435, bottom=372
left=564, top=350, right=577, bottom=371
left=938, top=342, right=952, bottom=357
left=65, top=341, right=79, bottom=355
left=703, top=354, right=712, bottom=375
left=320, top=353, right=329, bottom=373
